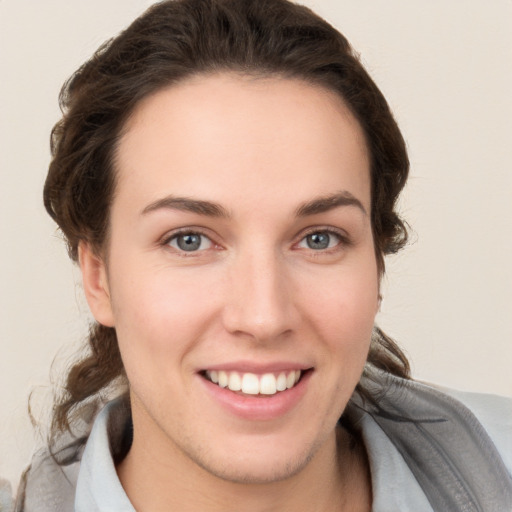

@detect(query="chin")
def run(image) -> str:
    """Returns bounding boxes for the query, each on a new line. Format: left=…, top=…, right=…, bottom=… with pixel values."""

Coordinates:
left=181, top=430, right=327, bottom=485
left=194, top=448, right=316, bottom=485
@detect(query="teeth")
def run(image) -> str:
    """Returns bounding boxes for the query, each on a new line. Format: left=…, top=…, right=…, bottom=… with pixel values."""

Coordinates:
left=241, top=373, right=260, bottom=394
left=205, top=370, right=302, bottom=395
left=276, top=372, right=287, bottom=391
left=228, top=372, right=242, bottom=391
left=218, top=371, right=228, bottom=388
left=260, top=373, right=277, bottom=395
left=286, top=372, right=295, bottom=389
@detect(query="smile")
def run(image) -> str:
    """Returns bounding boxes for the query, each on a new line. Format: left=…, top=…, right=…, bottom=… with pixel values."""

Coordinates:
left=204, top=370, right=302, bottom=395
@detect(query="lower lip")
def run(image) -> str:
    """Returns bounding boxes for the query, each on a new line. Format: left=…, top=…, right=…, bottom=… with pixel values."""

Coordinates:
left=199, top=371, right=312, bottom=421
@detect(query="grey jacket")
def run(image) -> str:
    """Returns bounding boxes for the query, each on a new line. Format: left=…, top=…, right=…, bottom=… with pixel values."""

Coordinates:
left=13, top=369, right=512, bottom=511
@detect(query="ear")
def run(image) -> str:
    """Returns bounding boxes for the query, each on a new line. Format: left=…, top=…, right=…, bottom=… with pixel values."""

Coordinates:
left=79, top=241, right=115, bottom=327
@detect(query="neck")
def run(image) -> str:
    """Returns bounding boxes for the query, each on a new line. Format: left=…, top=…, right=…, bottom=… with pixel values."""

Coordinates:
left=117, top=420, right=371, bottom=512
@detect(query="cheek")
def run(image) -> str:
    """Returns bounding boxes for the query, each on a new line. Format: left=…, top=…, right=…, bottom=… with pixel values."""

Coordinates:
left=300, top=260, right=379, bottom=354
left=318, top=276, right=378, bottom=320
left=108, top=264, right=223, bottom=370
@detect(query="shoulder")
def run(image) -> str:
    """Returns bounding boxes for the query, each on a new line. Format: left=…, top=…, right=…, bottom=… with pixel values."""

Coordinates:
left=351, top=368, right=512, bottom=511
left=14, top=397, right=132, bottom=512
left=0, top=477, right=13, bottom=512
left=432, top=384, right=512, bottom=474
left=13, top=443, right=81, bottom=512
left=13, top=401, right=104, bottom=512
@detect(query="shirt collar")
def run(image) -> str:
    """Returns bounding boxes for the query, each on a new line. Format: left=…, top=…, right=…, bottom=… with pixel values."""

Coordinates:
left=75, top=399, right=135, bottom=512
left=75, top=397, right=433, bottom=512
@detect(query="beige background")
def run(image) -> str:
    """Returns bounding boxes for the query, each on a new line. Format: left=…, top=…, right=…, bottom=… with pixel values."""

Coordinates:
left=1, top=0, right=511, bottom=491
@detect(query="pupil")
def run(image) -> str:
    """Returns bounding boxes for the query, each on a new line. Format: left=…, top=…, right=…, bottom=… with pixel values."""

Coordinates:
left=178, top=234, right=201, bottom=251
left=307, top=232, right=330, bottom=250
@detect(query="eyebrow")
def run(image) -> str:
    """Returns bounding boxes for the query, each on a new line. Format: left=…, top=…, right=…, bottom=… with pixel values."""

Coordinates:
left=295, top=191, right=367, bottom=217
left=141, top=196, right=231, bottom=218
left=141, top=191, right=366, bottom=218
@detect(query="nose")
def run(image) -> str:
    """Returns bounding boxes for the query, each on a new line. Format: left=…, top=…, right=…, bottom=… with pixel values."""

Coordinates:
left=221, top=249, right=298, bottom=343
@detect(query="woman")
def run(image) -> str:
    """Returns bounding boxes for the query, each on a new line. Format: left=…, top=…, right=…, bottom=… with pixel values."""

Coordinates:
left=14, top=0, right=512, bottom=511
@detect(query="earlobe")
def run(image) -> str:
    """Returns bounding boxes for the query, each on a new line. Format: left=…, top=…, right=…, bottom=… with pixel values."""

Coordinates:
left=79, top=242, right=115, bottom=327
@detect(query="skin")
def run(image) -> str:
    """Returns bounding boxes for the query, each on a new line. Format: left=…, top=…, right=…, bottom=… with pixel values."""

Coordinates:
left=81, top=73, right=377, bottom=511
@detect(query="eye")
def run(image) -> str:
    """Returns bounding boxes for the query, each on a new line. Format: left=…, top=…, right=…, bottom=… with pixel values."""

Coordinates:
left=298, top=231, right=342, bottom=250
left=167, top=232, right=213, bottom=252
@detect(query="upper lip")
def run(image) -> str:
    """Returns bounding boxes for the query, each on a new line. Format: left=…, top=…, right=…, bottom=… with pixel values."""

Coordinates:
left=199, top=361, right=313, bottom=374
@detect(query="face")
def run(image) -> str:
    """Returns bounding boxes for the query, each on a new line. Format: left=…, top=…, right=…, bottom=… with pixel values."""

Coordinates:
left=83, top=73, right=379, bottom=484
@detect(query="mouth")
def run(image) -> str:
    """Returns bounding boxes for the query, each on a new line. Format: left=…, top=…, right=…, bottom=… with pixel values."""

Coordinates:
left=202, top=369, right=308, bottom=396
left=199, top=366, right=313, bottom=420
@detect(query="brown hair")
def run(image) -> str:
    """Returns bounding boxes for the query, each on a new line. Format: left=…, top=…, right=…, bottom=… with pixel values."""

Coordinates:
left=44, top=0, right=410, bottom=444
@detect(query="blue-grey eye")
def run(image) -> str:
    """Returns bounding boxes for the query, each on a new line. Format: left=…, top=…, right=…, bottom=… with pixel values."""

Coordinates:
left=299, top=231, right=340, bottom=250
left=169, top=233, right=212, bottom=252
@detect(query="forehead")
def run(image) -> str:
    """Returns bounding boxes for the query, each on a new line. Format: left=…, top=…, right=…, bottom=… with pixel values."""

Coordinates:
left=115, top=73, right=370, bottom=215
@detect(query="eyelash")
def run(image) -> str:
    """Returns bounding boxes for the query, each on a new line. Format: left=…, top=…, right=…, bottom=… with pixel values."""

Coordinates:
left=161, top=228, right=218, bottom=256
left=161, top=227, right=351, bottom=256
left=295, top=227, right=351, bottom=254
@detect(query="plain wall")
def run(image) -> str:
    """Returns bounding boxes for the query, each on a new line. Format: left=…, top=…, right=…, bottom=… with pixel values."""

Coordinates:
left=1, top=0, right=511, bottom=491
